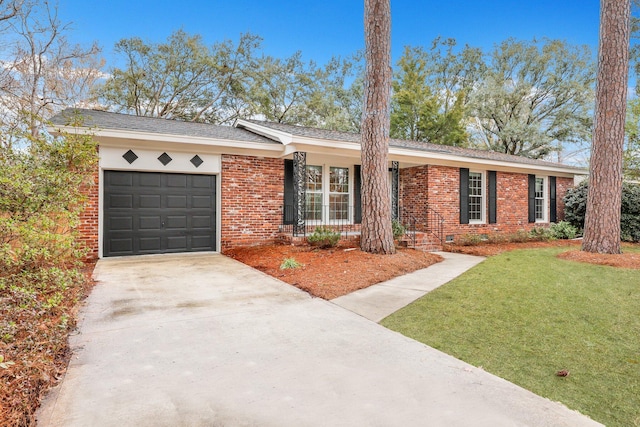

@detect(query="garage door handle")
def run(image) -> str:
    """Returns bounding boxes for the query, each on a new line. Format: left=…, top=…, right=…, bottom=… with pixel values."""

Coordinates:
left=161, top=221, right=165, bottom=228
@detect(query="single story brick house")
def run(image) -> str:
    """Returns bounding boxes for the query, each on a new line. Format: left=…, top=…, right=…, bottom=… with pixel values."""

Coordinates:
left=49, top=108, right=586, bottom=259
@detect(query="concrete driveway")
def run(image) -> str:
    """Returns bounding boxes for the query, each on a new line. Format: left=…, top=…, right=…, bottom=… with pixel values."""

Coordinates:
left=37, top=253, right=601, bottom=427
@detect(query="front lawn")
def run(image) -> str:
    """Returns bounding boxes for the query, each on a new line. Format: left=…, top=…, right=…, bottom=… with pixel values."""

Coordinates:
left=381, top=247, right=640, bottom=427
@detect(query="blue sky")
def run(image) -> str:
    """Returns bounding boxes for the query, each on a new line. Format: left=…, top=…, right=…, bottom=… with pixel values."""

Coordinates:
left=58, top=0, right=601, bottom=68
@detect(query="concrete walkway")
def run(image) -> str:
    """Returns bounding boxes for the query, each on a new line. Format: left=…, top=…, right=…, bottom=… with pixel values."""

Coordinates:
left=37, top=253, right=601, bottom=427
left=332, top=252, right=485, bottom=322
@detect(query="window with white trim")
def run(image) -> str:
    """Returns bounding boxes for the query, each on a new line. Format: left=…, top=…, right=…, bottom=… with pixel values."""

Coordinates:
left=305, top=165, right=322, bottom=221
left=468, top=171, right=484, bottom=223
left=305, top=165, right=352, bottom=222
left=534, top=177, right=546, bottom=221
left=329, top=167, right=349, bottom=220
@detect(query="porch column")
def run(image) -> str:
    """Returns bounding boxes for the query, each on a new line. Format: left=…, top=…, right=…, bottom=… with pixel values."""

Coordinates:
left=391, top=160, right=399, bottom=221
left=293, top=151, right=307, bottom=236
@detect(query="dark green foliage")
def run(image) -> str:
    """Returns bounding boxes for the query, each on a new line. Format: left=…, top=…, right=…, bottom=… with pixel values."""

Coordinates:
left=549, top=221, right=579, bottom=239
left=1, top=120, right=97, bottom=315
left=563, top=181, right=589, bottom=230
left=564, top=181, right=640, bottom=242
left=391, top=219, right=405, bottom=240
left=621, top=183, right=640, bottom=242
left=307, top=226, right=341, bottom=248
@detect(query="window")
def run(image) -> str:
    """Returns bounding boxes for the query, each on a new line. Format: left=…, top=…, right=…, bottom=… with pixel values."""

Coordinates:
left=534, top=177, right=545, bottom=221
left=468, top=171, right=484, bottom=223
left=329, top=167, right=349, bottom=220
left=305, top=165, right=322, bottom=220
left=305, top=165, right=352, bottom=222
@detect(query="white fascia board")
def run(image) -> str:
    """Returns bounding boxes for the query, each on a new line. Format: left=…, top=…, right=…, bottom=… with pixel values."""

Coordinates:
left=234, top=119, right=293, bottom=144
left=51, top=125, right=284, bottom=156
left=388, top=146, right=586, bottom=177
left=286, top=138, right=583, bottom=177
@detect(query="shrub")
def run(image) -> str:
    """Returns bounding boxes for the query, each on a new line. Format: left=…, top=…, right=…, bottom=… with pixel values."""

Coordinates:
left=307, top=226, right=340, bottom=248
left=564, top=181, right=640, bottom=242
left=280, top=257, right=302, bottom=270
left=392, top=220, right=406, bottom=240
left=529, top=227, right=553, bottom=241
left=549, top=221, right=578, bottom=239
left=455, top=234, right=485, bottom=246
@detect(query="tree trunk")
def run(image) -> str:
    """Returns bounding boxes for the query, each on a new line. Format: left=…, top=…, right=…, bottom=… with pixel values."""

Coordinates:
left=583, top=0, right=630, bottom=254
left=360, top=0, right=395, bottom=254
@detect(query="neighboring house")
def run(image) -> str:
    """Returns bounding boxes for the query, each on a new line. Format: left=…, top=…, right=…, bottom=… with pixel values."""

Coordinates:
left=49, top=109, right=586, bottom=259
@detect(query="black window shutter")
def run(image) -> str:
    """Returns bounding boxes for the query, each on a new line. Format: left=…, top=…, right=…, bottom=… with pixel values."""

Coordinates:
left=549, top=176, right=557, bottom=223
left=459, top=168, right=469, bottom=224
left=528, top=174, right=536, bottom=223
left=283, top=159, right=294, bottom=224
left=488, top=171, right=497, bottom=224
left=354, top=165, right=362, bottom=224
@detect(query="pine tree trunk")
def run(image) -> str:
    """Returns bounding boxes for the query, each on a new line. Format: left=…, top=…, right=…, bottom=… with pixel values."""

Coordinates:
left=360, top=0, right=395, bottom=254
left=583, top=0, right=630, bottom=254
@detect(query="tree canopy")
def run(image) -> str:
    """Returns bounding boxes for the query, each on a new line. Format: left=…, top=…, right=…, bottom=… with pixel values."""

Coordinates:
left=98, top=30, right=260, bottom=125
left=81, top=29, right=603, bottom=162
left=0, top=0, right=103, bottom=140
left=469, top=38, right=595, bottom=159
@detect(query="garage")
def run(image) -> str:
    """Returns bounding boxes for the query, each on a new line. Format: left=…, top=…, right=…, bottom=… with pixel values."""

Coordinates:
left=104, top=170, right=217, bottom=257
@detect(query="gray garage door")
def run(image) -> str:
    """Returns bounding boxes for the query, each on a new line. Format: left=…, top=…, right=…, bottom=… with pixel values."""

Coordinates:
left=104, top=171, right=216, bottom=257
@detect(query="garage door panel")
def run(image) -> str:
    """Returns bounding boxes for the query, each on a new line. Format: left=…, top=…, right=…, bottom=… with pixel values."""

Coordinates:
left=166, top=236, right=188, bottom=250
left=166, top=174, right=187, bottom=187
left=139, top=194, right=161, bottom=208
left=109, top=216, right=133, bottom=231
left=108, top=238, right=133, bottom=254
left=191, top=215, right=212, bottom=228
left=139, top=216, right=162, bottom=230
left=191, top=175, right=214, bottom=188
left=104, top=171, right=216, bottom=257
left=109, top=194, right=133, bottom=209
left=139, top=236, right=162, bottom=251
left=139, top=173, right=162, bottom=187
left=192, top=235, right=214, bottom=249
left=167, top=195, right=187, bottom=208
left=165, top=215, right=187, bottom=229
left=107, top=172, right=133, bottom=187
left=192, top=195, right=213, bottom=208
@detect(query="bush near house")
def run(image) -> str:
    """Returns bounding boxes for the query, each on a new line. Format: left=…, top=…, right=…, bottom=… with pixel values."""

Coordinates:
left=307, top=226, right=341, bottom=248
left=564, top=181, right=640, bottom=242
left=0, top=128, right=97, bottom=426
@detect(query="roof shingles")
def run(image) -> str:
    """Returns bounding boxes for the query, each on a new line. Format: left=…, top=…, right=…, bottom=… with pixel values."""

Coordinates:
left=49, top=109, right=279, bottom=145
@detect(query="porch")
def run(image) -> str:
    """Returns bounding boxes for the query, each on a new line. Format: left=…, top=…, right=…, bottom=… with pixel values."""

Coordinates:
left=278, top=204, right=445, bottom=251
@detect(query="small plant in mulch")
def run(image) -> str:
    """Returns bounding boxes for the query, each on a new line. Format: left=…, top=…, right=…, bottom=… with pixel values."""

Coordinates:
left=280, top=257, right=303, bottom=270
left=307, top=226, right=340, bottom=249
left=391, top=219, right=406, bottom=241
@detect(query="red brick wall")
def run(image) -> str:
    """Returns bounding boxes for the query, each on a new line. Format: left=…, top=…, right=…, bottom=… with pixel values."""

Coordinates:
left=75, top=154, right=575, bottom=256
left=400, top=164, right=575, bottom=241
left=220, top=155, right=284, bottom=251
left=78, top=166, right=100, bottom=261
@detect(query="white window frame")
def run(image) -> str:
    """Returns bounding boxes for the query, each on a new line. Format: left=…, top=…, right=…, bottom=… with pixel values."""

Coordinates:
left=305, top=165, right=323, bottom=222
left=305, top=164, right=353, bottom=224
left=534, top=176, right=547, bottom=222
left=468, top=171, right=485, bottom=224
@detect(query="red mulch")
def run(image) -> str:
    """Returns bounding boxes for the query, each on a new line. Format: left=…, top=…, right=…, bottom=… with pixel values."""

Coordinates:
left=225, top=242, right=443, bottom=299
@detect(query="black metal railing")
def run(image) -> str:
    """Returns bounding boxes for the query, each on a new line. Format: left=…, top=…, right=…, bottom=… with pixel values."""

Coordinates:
left=280, top=203, right=445, bottom=246
left=399, top=203, right=445, bottom=247
left=280, top=205, right=360, bottom=237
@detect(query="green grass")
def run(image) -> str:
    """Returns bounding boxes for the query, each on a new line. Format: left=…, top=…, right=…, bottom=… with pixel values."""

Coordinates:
left=381, top=247, right=640, bottom=427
